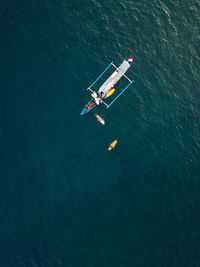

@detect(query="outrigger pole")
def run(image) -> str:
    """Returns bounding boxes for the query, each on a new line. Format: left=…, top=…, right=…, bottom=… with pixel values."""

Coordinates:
left=87, top=62, right=113, bottom=90
left=107, top=80, right=134, bottom=108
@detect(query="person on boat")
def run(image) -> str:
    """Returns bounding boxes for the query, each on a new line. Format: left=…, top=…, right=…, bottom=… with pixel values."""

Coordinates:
left=97, top=92, right=103, bottom=98
left=95, top=92, right=104, bottom=104
left=94, top=97, right=100, bottom=105
left=91, top=91, right=101, bottom=105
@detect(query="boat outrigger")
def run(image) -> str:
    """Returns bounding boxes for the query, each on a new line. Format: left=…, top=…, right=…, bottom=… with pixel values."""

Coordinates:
left=80, top=57, right=134, bottom=116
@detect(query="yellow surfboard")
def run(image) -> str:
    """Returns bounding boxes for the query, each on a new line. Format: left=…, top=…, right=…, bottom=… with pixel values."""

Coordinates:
left=108, top=140, right=118, bottom=151
left=106, top=88, right=115, bottom=97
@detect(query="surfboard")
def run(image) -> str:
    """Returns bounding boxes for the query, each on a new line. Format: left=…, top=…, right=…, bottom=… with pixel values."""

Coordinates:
left=105, top=88, right=115, bottom=98
left=108, top=140, right=118, bottom=151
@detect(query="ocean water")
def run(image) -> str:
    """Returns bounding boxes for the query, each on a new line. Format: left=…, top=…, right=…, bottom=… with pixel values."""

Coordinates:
left=0, top=0, right=200, bottom=266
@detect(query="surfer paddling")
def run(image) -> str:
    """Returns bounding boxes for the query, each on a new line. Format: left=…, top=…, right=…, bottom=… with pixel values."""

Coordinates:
left=95, top=113, right=105, bottom=125
left=108, top=140, right=118, bottom=151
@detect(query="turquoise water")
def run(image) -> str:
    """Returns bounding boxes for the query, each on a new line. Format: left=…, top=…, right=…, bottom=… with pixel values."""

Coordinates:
left=0, top=0, right=200, bottom=266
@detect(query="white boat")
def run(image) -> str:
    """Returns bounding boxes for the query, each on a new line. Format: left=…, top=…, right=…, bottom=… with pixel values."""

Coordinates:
left=81, top=57, right=134, bottom=116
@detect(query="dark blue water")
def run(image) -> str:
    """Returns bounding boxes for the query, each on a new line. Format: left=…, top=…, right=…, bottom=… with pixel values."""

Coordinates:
left=1, top=0, right=200, bottom=266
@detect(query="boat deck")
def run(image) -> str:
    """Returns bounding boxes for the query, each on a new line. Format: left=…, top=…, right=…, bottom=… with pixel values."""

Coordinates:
left=98, top=60, right=130, bottom=94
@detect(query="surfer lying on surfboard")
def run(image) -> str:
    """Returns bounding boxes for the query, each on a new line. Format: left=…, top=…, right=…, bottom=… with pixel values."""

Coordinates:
left=95, top=113, right=105, bottom=125
left=108, top=140, right=118, bottom=151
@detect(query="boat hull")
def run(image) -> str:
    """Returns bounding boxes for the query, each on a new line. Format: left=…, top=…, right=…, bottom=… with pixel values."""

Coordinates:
left=81, top=98, right=96, bottom=116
